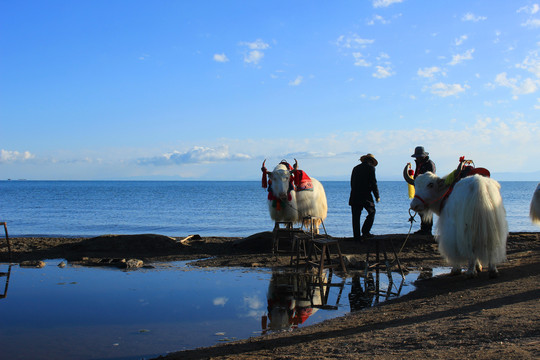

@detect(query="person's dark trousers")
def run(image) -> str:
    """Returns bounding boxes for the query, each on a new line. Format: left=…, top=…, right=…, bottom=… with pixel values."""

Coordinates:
left=351, top=200, right=376, bottom=240
left=420, top=219, right=433, bottom=234
left=419, top=213, right=433, bottom=234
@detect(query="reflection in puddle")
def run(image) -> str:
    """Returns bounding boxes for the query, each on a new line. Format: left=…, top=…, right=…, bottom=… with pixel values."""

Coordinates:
left=0, top=264, right=11, bottom=299
left=262, top=271, right=345, bottom=333
left=0, top=261, right=448, bottom=360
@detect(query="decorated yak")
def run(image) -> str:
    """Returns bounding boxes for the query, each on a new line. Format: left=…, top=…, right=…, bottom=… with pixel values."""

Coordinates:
left=405, top=158, right=508, bottom=278
left=261, top=159, right=328, bottom=232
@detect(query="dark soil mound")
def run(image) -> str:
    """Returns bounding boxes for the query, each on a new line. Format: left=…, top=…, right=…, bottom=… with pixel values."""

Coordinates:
left=70, top=234, right=182, bottom=253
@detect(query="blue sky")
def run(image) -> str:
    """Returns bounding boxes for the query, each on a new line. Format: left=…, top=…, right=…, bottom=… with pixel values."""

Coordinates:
left=1, top=0, right=539, bottom=180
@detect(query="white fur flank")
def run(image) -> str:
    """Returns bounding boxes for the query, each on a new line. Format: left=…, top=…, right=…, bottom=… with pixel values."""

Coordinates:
left=296, top=178, right=328, bottom=222
left=530, top=183, right=540, bottom=225
left=411, top=173, right=508, bottom=275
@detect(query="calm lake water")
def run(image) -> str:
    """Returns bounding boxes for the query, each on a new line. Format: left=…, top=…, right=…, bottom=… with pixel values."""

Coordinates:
left=0, top=180, right=538, bottom=238
left=0, top=261, right=430, bottom=360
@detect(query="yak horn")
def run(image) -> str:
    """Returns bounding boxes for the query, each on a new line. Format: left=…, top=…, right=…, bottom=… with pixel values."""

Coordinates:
left=403, top=164, right=415, bottom=186
left=293, top=158, right=298, bottom=170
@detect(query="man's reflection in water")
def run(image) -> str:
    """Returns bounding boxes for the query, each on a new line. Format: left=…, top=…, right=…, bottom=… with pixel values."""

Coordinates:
left=348, top=273, right=375, bottom=312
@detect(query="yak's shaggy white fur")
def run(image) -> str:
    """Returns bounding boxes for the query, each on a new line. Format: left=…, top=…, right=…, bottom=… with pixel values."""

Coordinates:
left=296, top=178, right=328, bottom=229
left=411, top=173, right=508, bottom=278
left=437, top=175, right=508, bottom=273
left=530, top=183, right=540, bottom=225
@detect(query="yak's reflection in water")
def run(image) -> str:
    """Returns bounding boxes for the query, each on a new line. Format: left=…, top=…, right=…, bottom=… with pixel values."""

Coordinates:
left=263, top=266, right=407, bottom=333
left=263, top=271, right=320, bottom=333
left=262, top=270, right=343, bottom=333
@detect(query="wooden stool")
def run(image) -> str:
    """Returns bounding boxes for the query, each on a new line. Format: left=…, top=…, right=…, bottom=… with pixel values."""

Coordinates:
left=305, top=238, right=347, bottom=277
left=272, top=222, right=305, bottom=256
left=364, top=237, right=404, bottom=279
left=289, top=233, right=309, bottom=269
left=272, top=222, right=294, bottom=254
left=0, top=222, right=10, bottom=260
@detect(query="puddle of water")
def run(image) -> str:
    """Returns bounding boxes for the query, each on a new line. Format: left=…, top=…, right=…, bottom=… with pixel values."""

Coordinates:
left=0, top=261, right=446, bottom=360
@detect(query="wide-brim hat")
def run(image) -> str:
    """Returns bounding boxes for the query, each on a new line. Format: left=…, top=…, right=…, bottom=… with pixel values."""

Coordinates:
left=411, top=146, right=429, bottom=158
left=360, top=153, right=378, bottom=166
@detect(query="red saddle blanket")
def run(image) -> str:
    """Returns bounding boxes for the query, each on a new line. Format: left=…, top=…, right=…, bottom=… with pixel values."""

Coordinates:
left=293, top=170, right=313, bottom=191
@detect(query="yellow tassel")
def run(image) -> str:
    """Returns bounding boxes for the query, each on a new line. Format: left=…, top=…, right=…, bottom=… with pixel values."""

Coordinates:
left=407, top=163, right=415, bottom=199
left=408, top=183, right=415, bottom=199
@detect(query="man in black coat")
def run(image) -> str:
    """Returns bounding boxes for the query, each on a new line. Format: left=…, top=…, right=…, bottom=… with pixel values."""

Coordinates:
left=349, top=153, right=380, bottom=241
left=411, top=146, right=436, bottom=235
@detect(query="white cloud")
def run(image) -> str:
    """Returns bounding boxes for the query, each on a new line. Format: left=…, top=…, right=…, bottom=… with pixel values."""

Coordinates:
left=352, top=52, right=371, bottom=67
left=240, top=39, right=270, bottom=65
left=253, top=118, right=540, bottom=179
left=367, top=14, right=389, bottom=25
left=289, top=76, right=303, bottom=86
left=373, top=0, right=402, bottom=8
left=338, top=35, right=377, bottom=67
left=282, top=151, right=337, bottom=159
left=213, top=53, right=229, bottom=63
left=372, top=65, right=393, bottom=78
left=213, top=297, right=228, bottom=306
left=517, top=4, right=540, bottom=14
left=138, top=146, right=251, bottom=166
left=494, top=30, right=501, bottom=44
left=336, top=34, right=374, bottom=49
left=462, top=13, right=487, bottom=22
left=417, top=66, right=443, bottom=78
left=7, top=122, right=539, bottom=180
left=240, top=39, right=270, bottom=50
left=243, top=295, right=263, bottom=310
left=494, top=72, right=538, bottom=96
left=244, top=50, right=264, bottom=64
left=449, top=49, right=475, bottom=65
left=454, top=34, right=468, bottom=46
left=427, top=82, right=468, bottom=97
left=522, top=18, right=540, bottom=28
left=0, top=149, right=35, bottom=162
left=516, top=50, right=540, bottom=78
left=377, top=52, right=390, bottom=60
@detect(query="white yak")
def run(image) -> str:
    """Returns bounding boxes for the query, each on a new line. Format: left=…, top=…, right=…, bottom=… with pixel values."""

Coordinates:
left=261, top=160, right=327, bottom=232
left=409, top=170, right=508, bottom=278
